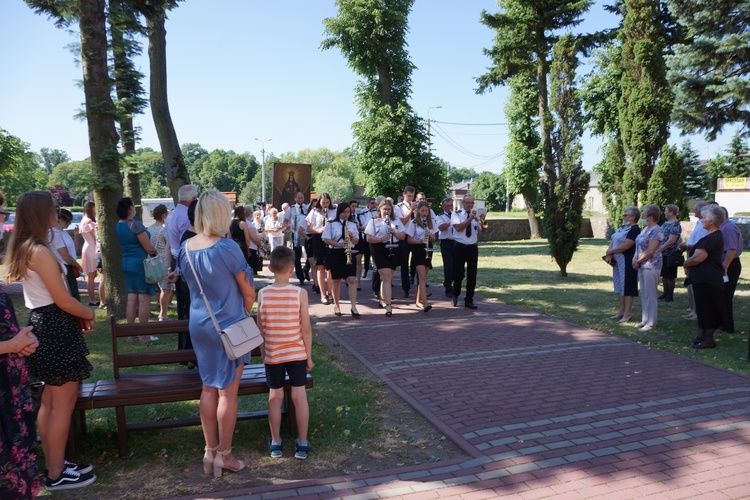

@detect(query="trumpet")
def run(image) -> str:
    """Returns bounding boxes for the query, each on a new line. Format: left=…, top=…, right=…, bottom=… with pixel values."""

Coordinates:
left=344, top=222, right=354, bottom=265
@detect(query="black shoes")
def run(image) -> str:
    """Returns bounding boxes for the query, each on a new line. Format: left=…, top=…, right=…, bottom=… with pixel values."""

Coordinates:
left=64, top=460, right=93, bottom=474
left=45, top=469, right=96, bottom=491
left=451, top=297, right=458, bottom=307
left=465, top=301, right=478, bottom=310
left=403, top=290, right=409, bottom=299
left=351, top=309, right=361, bottom=318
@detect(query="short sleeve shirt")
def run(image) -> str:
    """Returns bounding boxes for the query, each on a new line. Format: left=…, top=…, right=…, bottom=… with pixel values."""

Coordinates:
left=635, top=224, right=664, bottom=269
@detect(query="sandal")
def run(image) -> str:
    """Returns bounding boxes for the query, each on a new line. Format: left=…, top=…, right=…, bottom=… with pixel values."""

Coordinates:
left=294, top=439, right=310, bottom=460
left=268, top=439, right=283, bottom=458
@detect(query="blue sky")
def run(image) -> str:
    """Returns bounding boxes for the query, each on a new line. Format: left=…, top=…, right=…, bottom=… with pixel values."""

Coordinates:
left=0, top=0, right=739, bottom=176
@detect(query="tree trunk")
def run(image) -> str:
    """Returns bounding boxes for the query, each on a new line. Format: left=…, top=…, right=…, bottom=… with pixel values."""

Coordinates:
left=376, top=61, right=394, bottom=107
left=146, top=8, right=190, bottom=203
left=536, top=30, right=555, bottom=189
left=521, top=186, right=542, bottom=239
left=109, top=7, right=142, bottom=218
left=78, top=0, right=126, bottom=317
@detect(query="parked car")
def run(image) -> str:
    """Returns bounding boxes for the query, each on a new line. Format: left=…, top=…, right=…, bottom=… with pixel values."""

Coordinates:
left=729, top=216, right=750, bottom=225
left=65, top=211, right=84, bottom=231
left=2, top=212, right=15, bottom=232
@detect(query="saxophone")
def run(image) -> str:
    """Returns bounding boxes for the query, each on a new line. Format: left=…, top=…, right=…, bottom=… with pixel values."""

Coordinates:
left=344, top=221, right=353, bottom=265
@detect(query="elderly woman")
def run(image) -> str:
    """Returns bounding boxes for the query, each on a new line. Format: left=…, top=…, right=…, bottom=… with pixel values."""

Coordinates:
left=657, top=204, right=682, bottom=302
left=148, top=204, right=173, bottom=322
left=177, top=190, right=255, bottom=477
left=632, top=204, right=664, bottom=331
left=116, top=197, right=158, bottom=339
left=604, top=206, right=641, bottom=323
left=683, top=205, right=729, bottom=349
left=264, top=208, right=285, bottom=252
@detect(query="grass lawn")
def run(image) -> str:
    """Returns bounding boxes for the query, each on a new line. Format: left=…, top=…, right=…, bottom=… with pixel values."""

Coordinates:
left=429, top=238, right=750, bottom=375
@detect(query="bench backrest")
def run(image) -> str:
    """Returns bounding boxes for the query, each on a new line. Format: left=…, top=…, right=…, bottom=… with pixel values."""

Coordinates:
left=109, top=315, right=260, bottom=379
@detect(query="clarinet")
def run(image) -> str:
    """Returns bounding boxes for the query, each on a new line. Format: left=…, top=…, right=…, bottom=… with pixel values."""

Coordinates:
left=383, top=217, right=396, bottom=256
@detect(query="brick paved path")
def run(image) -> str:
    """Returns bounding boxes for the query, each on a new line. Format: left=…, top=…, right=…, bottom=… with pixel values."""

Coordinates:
left=205, top=273, right=750, bottom=499
left=8, top=275, right=750, bottom=498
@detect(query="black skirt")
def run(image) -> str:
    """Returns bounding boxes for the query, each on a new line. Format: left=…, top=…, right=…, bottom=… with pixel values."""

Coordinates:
left=325, top=249, right=357, bottom=280
left=371, top=243, right=399, bottom=270
left=410, top=244, right=430, bottom=267
left=311, top=234, right=327, bottom=263
left=26, top=304, right=92, bottom=386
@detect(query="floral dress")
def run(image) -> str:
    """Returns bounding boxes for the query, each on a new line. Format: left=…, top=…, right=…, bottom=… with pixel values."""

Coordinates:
left=0, top=288, right=40, bottom=499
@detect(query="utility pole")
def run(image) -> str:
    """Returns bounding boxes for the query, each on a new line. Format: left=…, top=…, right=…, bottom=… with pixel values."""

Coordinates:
left=255, top=138, right=272, bottom=203
left=427, top=106, right=442, bottom=153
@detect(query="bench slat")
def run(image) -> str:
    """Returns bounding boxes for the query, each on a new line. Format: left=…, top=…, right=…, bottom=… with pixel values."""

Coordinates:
left=126, top=410, right=271, bottom=432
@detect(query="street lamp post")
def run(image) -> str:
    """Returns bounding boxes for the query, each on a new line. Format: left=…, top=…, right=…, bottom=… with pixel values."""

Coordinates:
left=427, top=106, right=442, bottom=153
left=255, top=138, right=272, bottom=203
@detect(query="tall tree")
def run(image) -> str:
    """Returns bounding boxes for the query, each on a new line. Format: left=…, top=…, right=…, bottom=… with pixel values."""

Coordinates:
left=39, top=147, right=71, bottom=173
left=543, top=34, right=590, bottom=277
left=680, top=140, right=709, bottom=211
left=0, top=129, right=48, bottom=205
left=646, top=144, right=685, bottom=215
left=77, top=0, right=127, bottom=316
left=321, top=0, right=448, bottom=200
left=618, top=0, right=673, bottom=204
left=470, top=171, right=509, bottom=211
left=504, top=73, right=542, bottom=237
left=667, top=0, right=750, bottom=140
left=109, top=0, right=148, bottom=214
left=704, top=132, right=750, bottom=190
left=48, top=159, right=94, bottom=204
left=132, top=0, right=190, bottom=203
left=478, top=0, right=592, bottom=236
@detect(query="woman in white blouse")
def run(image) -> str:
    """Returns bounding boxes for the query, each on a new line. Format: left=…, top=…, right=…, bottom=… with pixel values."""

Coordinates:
left=365, top=200, right=406, bottom=317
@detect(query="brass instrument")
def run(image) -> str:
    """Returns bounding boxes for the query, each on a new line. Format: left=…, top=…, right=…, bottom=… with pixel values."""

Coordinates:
left=421, top=216, right=434, bottom=252
left=344, top=221, right=354, bottom=265
left=480, top=217, right=489, bottom=229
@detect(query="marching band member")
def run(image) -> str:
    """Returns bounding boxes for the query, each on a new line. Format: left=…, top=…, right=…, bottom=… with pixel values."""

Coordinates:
left=436, top=198, right=455, bottom=298
left=451, top=194, right=486, bottom=309
left=406, top=201, right=437, bottom=312
left=285, top=192, right=310, bottom=286
left=322, top=202, right=360, bottom=317
left=359, top=198, right=378, bottom=279
left=365, top=200, right=406, bottom=317
left=348, top=200, right=366, bottom=290
left=306, top=194, right=334, bottom=304
left=412, top=192, right=437, bottom=284
left=394, top=186, right=417, bottom=298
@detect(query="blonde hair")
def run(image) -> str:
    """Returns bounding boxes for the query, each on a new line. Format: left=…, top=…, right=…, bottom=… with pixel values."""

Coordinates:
left=5, top=191, right=59, bottom=282
left=195, top=190, right=231, bottom=237
left=377, top=199, right=394, bottom=219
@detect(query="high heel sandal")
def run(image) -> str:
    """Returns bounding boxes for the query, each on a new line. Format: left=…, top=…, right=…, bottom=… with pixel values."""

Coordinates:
left=351, top=308, right=361, bottom=318
left=202, top=445, right=218, bottom=475
left=213, top=448, right=245, bottom=478
left=334, top=306, right=342, bottom=316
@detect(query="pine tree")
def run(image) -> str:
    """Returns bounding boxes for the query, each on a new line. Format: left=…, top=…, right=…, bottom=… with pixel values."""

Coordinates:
left=646, top=144, right=685, bottom=218
left=543, top=34, right=590, bottom=277
left=618, top=0, right=673, bottom=204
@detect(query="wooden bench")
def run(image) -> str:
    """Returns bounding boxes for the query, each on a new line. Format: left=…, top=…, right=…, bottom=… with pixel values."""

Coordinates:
left=69, top=316, right=313, bottom=458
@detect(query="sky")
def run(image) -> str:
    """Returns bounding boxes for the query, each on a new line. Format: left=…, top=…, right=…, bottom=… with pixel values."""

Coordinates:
left=0, top=0, right=740, bottom=177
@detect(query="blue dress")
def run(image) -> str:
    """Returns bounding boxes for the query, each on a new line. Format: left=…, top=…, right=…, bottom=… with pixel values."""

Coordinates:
left=611, top=224, right=640, bottom=296
left=116, top=219, right=155, bottom=295
left=178, top=238, right=255, bottom=388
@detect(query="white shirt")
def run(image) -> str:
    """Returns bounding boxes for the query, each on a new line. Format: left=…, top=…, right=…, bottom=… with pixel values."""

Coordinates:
left=451, top=209, right=479, bottom=245
left=394, top=201, right=414, bottom=224
left=322, top=219, right=358, bottom=249
left=306, top=209, right=334, bottom=232
left=286, top=203, right=309, bottom=244
left=364, top=217, right=405, bottom=245
left=50, top=228, right=68, bottom=267
left=359, top=208, right=378, bottom=230
left=437, top=212, right=454, bottom=240
left=405, top=219, right=434, bottom=242
left=687, top=221, right=708, bottom=247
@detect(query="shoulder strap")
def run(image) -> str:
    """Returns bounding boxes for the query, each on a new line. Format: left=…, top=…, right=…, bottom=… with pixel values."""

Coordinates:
left=185, top=246, right=222, bottom=335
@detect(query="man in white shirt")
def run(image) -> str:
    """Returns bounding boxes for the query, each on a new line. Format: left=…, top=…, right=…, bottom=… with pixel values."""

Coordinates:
left=165, top=184, right=198, bottom=268
left=394, top=186, right=417, bottom=298
left=359, top=197, right=378, bottom=278
left=436, top=198, right=455, bottom=298
left=285, top=192, right=310, bottom=286
left=450, top=194, right=486, bottom=309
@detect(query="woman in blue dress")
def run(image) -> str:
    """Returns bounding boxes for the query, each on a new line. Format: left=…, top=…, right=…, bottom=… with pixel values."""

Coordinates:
left=177, top=190, right=256, bottom=478
left=115, top=198, right=157, bottom=341
left=604, top=206, right=641, bottom=323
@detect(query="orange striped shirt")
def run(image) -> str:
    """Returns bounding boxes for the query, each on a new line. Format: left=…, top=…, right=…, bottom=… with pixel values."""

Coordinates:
left=258, top=284, right=307, bottom=365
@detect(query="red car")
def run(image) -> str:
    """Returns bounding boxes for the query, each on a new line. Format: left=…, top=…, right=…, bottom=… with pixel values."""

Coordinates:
left=2, top=212, right=15, bottom=233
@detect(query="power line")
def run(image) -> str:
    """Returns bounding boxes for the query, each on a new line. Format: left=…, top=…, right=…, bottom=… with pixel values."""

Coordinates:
left=431, top=120, right=509, bottom=126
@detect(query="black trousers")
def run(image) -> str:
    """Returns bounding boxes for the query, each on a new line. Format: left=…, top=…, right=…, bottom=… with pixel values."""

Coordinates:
left=724, top=257, right=741, bottom=333
left=399, top=239, right=411, bottom=292
left=294, top=245, right=305, bottom=283
left=440, top=239, right=455, bottom=294
left=452, top=242, right=478, bottom=303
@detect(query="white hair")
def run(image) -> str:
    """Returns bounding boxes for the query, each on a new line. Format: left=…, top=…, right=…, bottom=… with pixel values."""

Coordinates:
left=178, top=184, right=198, bottom=203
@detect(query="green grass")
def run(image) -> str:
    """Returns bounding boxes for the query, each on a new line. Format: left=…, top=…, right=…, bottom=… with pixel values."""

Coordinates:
left=10, top=294, right=381, bottom=496
left=428, top=238, right=750, bottom=375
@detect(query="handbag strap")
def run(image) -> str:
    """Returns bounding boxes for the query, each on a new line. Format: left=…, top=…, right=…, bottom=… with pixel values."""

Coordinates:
left=185, top=243, right=223, bottom=336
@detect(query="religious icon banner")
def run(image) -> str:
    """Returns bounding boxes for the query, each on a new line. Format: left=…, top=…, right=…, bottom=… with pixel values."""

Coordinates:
left=272, top=163, right=312, bottom=210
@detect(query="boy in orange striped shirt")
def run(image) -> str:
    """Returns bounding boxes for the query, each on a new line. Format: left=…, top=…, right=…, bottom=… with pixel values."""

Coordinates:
left=258, top=246, right=314, bottom=459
